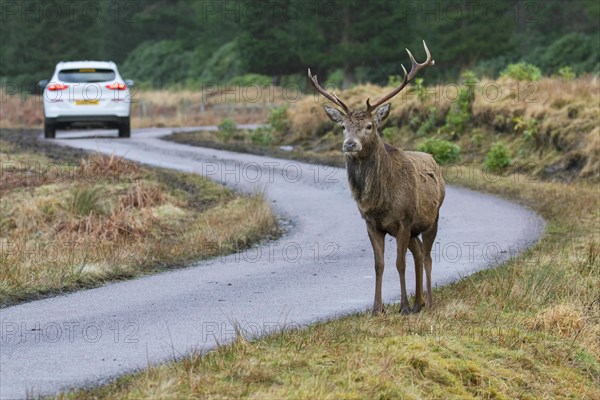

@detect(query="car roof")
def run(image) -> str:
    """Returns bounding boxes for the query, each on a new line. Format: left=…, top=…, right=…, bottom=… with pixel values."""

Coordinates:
left=55, top=61, right=118, bottom=70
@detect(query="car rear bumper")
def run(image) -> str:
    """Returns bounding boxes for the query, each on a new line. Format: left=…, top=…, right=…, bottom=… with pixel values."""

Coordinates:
left=45, top=115, right=129, bottom=128
left=43, top=98, right=131, bottom=118
left=47, top=115, right=128, bottom=123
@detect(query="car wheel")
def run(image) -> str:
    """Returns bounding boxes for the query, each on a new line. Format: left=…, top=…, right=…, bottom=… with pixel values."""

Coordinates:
left=44, top=120, right=56, bottom=139
left=118, top=118, right=131, bottom=138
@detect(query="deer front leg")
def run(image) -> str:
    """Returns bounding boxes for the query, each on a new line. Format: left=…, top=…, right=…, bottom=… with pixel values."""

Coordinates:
left=367, top=223, right=386, bottom=315
left=409, top=237, right=425, bottom=313
left=396, top=229, right=411, bottom=314
left=422, top=216, right=439, bottom=309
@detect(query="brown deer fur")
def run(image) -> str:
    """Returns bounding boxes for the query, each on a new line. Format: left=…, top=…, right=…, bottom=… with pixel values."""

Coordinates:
left=322, top=105, right=445, bottom=315
left=308, top=42, right=443, bottom=314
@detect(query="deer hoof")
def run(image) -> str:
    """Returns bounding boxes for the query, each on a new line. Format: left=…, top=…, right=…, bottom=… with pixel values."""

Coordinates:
left=400, top=305, right=412, bottom=315
left=412, top=303, right=423, bottom=313
left=372, top=305, right=385, bottom=316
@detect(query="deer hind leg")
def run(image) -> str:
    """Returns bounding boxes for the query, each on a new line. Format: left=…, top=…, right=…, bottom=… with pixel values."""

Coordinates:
left=395, top=228, right=411, bottom=315
left=409, top=236, right=425, bottom=313
left=367, top=224, right=386, bottom=315
left=422, top=215, right=439, bottom=309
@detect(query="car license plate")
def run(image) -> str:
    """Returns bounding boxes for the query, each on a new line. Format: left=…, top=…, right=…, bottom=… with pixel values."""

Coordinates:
left=75, top=99, right=99, bottom=105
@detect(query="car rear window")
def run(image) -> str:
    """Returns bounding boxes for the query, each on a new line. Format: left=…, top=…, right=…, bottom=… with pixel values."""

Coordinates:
left=58, top=68, right=116, bottom=83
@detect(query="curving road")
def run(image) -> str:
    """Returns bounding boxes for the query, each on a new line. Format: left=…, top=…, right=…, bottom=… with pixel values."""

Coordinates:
left=0, top=127, right=544, bottom=399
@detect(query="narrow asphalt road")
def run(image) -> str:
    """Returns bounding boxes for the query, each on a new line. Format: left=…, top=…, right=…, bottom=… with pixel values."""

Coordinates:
left=0, top=127, right=544, bottom=399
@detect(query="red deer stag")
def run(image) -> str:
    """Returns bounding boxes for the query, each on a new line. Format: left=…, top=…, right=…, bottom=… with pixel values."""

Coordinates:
left=308, top=41, right=445, bottom=315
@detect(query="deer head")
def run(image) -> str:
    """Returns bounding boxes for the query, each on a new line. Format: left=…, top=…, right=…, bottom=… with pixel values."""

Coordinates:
left=308, top=41, right=435, bottom=157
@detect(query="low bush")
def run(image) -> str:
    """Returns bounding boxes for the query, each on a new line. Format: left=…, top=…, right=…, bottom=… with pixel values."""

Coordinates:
left=484, top=143, right=512, bottom=171
left=217, top=118, right=237, bottom=142
left=512, top=117, right=539, bottom=142
left=410, top=78, right=427, bottom=102
left=558, top=66, right=576, bottom=80
left=267, top=105, right=289, bottom=134
left=417, top=138, right=461, bottom=165
left=500, top=62, right=542, bottom=81
left=250, top=126, right=274, bottom=146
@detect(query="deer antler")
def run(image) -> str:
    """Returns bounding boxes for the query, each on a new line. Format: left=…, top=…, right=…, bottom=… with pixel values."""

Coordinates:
left=365, top=40, right=435, bottom=113
left=307, top=68, right=350, bottom=113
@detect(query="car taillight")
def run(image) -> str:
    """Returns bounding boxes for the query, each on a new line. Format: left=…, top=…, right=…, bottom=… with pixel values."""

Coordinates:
left=47, top=83, right=69, bottom=91
left=106, top=82, right=126, bottom=90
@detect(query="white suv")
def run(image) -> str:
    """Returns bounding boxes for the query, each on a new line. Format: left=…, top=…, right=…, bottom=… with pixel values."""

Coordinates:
left=39, top=61, right=133, bottom=138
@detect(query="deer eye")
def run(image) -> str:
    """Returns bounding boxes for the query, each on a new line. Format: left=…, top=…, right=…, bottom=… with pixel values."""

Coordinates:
left=366, top=123, right=373, bottom=130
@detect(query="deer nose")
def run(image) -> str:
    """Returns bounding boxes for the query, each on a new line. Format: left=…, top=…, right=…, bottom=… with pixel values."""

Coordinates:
left=343, top=141, right=357, bottom=152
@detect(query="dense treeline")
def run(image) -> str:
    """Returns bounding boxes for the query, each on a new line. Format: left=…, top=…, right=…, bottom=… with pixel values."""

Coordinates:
left=0, top=0, right=598, bottom=90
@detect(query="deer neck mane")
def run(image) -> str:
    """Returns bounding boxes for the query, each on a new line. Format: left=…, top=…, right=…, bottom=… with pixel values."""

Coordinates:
left=345, top=137, right=397, bottom=210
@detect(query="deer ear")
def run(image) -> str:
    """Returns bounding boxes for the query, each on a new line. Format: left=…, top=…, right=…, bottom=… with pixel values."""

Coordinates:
left=373, top=103, right=391, bottom=124
left=323, top=105, right=345, bottom=126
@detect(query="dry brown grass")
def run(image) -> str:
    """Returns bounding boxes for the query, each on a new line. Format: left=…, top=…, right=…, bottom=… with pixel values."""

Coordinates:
left=0, top=148, right=278, bottom=305
left=77, top=153, right=142, bottom=180
left=524, top=304, right=586, bottom=337
left=581, top=127, right=600, bottom=179
left=0, top=92, right=45, bottom=127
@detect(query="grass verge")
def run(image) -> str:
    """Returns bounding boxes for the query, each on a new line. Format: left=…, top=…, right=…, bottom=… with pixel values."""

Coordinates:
left=64, top=171, right=598, bottom=398
left=0, top=130, right=279, bottom=306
